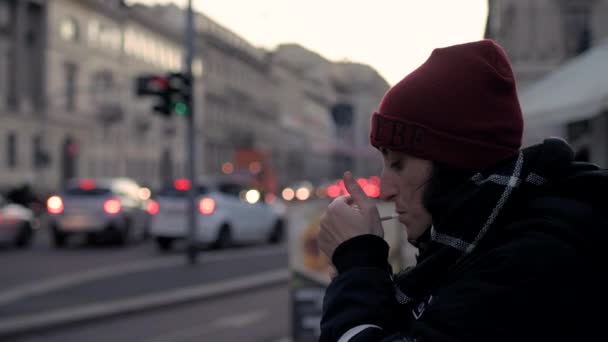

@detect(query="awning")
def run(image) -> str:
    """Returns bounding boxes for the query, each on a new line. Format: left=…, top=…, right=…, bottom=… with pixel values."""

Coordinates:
left=519, top=39, right=608, bottom=131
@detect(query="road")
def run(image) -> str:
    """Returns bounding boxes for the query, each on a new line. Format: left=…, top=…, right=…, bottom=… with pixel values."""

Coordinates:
left=0, top=228, right=162, bottom=291
left=0, top=201, right=329, bottom=341
left=12, top=284, right=289, bottom=342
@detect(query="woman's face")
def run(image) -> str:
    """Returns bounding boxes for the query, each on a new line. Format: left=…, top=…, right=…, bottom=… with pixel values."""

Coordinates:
left=379, top=148, right=433, bottom=241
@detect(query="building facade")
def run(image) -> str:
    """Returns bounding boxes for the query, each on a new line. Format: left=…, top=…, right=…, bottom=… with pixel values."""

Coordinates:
left=486, top=0, right=608, bottom=89
left=0, top=0, right=201, bottom=192
left=1, top=0, right=47, bottom=189
left=125, top=4, right=389, bottom=187
left=330, top=62, right=389, bottom=178
left=270, top=44, right=388, bottom=183
left=0, top=0, right=389, bottom=194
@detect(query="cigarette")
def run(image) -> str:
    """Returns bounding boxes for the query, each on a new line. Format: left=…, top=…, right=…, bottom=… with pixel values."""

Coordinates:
left=380, top=214, right=399, bottom=221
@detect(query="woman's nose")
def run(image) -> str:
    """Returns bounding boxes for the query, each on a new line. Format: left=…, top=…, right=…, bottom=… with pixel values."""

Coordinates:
left=379, top=173, right=397, bottom=202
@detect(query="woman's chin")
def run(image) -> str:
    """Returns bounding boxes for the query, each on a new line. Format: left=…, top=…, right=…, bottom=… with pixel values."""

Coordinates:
left=404, top=225, right=423, bottom=241
left=407, top=231, right=421, bottom=242
left=397, top=215, right=407, bottom=226
left=398, top=217, right=425, bottom=242
left=398, top=218, right=414, bottom=236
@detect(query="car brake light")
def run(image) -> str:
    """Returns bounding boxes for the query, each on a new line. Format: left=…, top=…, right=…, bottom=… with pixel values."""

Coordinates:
left=199, top=198, right=215, bottom=215
left=147, top=200, right=160, bottom=216
left=80, top=179, right=96, bottom=190
left=47, top=196, right=64, bottom=214
left=103, top=198, right=122, bottom=214
left=174, top=178, right=191, bottom=191
left=327, top=185, right=341, bottom=198
left=0, top=216, right=18, bottom=225
left=265, top=193, right=277, bottom=204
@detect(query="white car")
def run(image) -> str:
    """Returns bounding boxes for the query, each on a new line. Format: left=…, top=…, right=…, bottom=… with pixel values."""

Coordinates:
left=0, top=195, right=36, bottom=248
left=46, top=178, right=151, bottom=247
left=149, top=177, right=285, bottom=251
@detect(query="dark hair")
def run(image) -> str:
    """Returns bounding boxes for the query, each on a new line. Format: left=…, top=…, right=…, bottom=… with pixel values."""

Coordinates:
left=422, top=162, right=477, bottom=219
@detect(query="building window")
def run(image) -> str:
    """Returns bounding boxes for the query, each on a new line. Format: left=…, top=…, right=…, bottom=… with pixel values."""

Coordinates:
left=60, top=17, right=80, bottom=42
left=65, top=62, right=78, bottom=112
left=32, top=134, right=50, bottom=169
left=563, top=7, right=592, bottom=57
left=90, top=70, right=114, bottom=103
left=0, top=45, right=6, bottom=108
left=88, top=20, right=121, bottom=51
left=0, top=1, right=9, bottom=29
left=7, top=132, right=17, bottom=169
left=33, top=134, right=42, bottom=169
left=576, top=25, right=591, bottom=55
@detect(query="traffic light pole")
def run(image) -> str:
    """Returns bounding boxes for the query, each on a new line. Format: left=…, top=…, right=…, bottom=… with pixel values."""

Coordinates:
left=185, top=0, right=198, bottom=264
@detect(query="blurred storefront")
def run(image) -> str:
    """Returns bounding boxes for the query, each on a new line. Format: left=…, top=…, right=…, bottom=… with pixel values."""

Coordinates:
left=486, top=0, right=608, bottom=166
left=486, top=0, right=608, bottom=91
left=520, top=40, right=608, bottom=166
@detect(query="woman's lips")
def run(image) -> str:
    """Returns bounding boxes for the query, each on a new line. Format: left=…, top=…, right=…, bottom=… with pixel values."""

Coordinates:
left=396, top=212, right=407, bottom=224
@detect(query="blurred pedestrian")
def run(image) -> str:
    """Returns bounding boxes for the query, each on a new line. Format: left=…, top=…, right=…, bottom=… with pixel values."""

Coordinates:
left=319, top=39, right=607, bottom=341
left=6, top=183, right=39, bottom=209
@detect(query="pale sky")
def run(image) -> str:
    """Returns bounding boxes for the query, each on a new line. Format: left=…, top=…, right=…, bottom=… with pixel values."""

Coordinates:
left=131, top=0, right=489, bottom=85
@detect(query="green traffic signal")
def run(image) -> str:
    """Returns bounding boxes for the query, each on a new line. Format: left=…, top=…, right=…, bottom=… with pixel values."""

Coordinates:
left=135, top=72, right=192, bottom=118
left=174, top=102, right=189, bottom=116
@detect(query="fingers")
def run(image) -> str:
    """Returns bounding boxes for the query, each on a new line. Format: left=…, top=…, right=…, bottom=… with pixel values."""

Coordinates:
left=328, top=264, right=338, bottom=280
left=328, top=195, right=358, bottom=214
left=343, top=171, right=369, bottom=209
left=335, top=195, right=357, bottom=209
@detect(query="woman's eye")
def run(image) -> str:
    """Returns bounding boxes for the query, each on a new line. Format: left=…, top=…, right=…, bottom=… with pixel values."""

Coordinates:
left=390, top=160, right=403, bottom=170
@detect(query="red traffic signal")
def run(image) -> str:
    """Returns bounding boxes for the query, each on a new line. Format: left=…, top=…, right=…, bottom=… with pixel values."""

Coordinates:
left=136, top=75, right=170, bottom=96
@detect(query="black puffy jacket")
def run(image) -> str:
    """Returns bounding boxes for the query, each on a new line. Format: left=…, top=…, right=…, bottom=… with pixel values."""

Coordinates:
left=320, top=139, right=608, bottom=342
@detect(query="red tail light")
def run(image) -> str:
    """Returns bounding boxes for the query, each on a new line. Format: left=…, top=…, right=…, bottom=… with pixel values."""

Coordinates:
left=367, top=184, right=380, bottom=198
left=327, top=185, right=341, bottom=198
left=199, top=197, right=216, bottom=215
left=147, top=200, right=160, bottom=216
left=47, top=196, right=64, bottom=214
left=265, top=193, right=277, bottom=204
left=0, top=216, right=18, bottom=225
left=103, top=198, right=122, bottom=214
left=174, top=178, right=191, bottom=191
left=79, top=179, right=96, bottom=190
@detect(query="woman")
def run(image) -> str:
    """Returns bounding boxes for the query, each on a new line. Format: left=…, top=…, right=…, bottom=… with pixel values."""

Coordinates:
left=319, top=39, right=607, bottom=341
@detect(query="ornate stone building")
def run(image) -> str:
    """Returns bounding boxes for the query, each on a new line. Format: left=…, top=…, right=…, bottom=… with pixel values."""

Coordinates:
left=0, top=0, right=201, bottom=191
left=486, top=0, right=608, bottom=89
left=0, top=0, right=389, bottom=193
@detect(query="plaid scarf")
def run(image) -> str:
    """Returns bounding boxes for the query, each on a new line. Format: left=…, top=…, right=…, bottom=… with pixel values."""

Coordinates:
left=393, top=138, right=577, bottom=305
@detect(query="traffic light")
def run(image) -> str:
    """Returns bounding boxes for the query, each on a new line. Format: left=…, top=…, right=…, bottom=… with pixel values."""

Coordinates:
left=135, top=73, right=192, bottom=117
left=167, top=72, right=192, bottom=116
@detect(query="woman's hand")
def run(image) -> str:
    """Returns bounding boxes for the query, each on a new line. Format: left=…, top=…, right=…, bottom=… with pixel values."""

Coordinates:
left=319, top=171, right=384, bottom=261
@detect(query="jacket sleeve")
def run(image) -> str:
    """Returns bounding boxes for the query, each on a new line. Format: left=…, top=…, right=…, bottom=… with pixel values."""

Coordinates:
left=320, top=232, right=583, bottom=342
left=319, top=234, right=403, bottom=342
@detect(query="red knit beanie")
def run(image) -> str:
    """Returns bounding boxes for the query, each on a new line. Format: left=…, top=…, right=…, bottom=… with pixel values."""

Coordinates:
left=370, top=39, right=523, bottom=170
